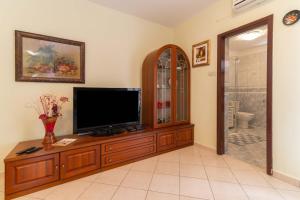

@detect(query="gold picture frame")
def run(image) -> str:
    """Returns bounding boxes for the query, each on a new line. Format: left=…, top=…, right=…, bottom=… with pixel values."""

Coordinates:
left=192, top=40, right=210, bottom=67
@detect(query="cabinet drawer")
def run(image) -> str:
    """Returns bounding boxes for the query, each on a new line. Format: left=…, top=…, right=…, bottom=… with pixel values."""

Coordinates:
left=5, top=154, right=59, bottom=194
left=157, top=131, right=177, bottom=152
left=60, top=145, right=100, bottom=179
left=101, top=144, right=156, bottom=167
left=176, top=128, right=193, bottom=146
left=101, top=134, right=156, bottom=155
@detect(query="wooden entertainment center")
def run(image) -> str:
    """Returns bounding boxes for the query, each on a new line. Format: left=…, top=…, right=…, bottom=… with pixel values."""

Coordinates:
left=4, top=44, right=193, bottom=199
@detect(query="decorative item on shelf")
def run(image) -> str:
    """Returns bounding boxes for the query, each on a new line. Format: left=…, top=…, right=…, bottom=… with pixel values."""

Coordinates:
left=15, top=30, right=85, bottom=83
left=157, top=101, right=171, bottom=109
left=283, top=10, right=300, bottom=26
left=31, top=95, right=69, bottom=145
left=192, top=40, right=210, bottom=67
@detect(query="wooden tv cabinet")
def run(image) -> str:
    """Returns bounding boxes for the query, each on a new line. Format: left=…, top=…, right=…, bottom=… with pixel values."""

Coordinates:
left=4, top=124, right=194, bottom=200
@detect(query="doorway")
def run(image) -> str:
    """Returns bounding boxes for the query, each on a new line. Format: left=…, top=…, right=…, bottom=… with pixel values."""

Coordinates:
left=217, top=15, right=273, bottom=175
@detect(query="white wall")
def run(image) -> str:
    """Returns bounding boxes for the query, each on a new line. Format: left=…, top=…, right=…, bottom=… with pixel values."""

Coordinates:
left=0, top=0, right=173, bottom=172
left=174, top=0, right=300, bottom=180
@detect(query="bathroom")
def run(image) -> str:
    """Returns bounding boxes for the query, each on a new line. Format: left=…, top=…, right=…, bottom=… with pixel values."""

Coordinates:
left=224, top=25, right=267, bottom=169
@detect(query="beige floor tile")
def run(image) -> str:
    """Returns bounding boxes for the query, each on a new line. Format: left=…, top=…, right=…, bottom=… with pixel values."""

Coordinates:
left=224, top=156, right=255, bottom=170
left=112, top=187, right=147, bottom=200
left=146, top=191, right=179, bottom=200
left=121, top=171, right=153, bottom=190
left=262, top=174, right=300, bottom=191
left=155, top=161, right=179, bottom=176
left=159, top=151, right=180, bottom=162
left=117, top=163, right=133, bottom=170
left=242, top=185, right=284, bottom=200
left=131, top=157, right=158, bottom=173
left=150, top=174, right=179, bottom=195
left=202, top=157, right=228, bottom=168
left=180, top=196, right=204, bottom=200
left=13, top=197, right=38, bottom=200
left=96, top=168, right=128, bottom=185
left=25, top=186, right=56, bottom=199
left=233, top=170, right=270, bottom=187
left=278, top=189, right=300, bottom=200
left=45, top=180, right=91, bottom=200
left=210, top=181, right=248, bottom=200
left=180, top=164, right=207, bottom=179
left=78, top=182, right=117, bottom=200
left=205, top=166, right=237, bottom=183
left=180, top=155, right=202, bottom=165
left=79, top=173, right=99, bottom=183
left=180, top=177, right=213, bottom=199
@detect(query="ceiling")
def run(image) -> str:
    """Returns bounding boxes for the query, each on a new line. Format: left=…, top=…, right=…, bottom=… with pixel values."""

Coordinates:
left=88, top=0, right=218, bottom=27
left=229, top=25, right=268, bottom=51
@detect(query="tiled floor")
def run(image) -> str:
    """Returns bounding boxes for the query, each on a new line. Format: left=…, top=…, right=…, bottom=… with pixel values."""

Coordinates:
left=227, top=127, right=267, bottom=169
left=2, top=145, right=300, bottom=200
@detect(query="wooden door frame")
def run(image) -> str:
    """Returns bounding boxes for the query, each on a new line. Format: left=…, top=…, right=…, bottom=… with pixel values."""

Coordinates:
left=217, top=15, right=273, bottom=175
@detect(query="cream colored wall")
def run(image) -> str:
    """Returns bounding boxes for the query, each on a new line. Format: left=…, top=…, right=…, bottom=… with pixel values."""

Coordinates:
left=0, top=0, right=173, bottom=172
left=174, top=0, right=300, bottom=179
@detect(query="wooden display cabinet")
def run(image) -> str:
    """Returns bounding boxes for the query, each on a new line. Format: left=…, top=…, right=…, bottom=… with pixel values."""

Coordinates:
left=142, top=44, right=191, bottom=129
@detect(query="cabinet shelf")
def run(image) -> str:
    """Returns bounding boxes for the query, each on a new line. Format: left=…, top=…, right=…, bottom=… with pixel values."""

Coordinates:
left=142, top=44, right=190, bottom=129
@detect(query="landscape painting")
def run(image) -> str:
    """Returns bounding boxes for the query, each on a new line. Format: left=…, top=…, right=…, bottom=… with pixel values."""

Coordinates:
left=15, top=31, right=85, bottom=83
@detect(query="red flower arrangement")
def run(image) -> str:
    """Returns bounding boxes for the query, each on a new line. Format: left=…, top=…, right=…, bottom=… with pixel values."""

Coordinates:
left=36, top=95, right=69, bottom=145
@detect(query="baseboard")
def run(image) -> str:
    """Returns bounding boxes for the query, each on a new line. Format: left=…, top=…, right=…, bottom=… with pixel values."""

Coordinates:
left=273, top=170, right=300, bottom=188
left=194, top=142, right=216, bottom=152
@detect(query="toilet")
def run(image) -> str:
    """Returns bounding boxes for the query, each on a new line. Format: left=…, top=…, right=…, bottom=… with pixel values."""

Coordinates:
left=237, top=112, right=255, bottom=129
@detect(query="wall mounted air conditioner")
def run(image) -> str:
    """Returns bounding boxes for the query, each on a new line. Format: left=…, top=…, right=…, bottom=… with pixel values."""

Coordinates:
left=233, top=0, right=266, bottom=12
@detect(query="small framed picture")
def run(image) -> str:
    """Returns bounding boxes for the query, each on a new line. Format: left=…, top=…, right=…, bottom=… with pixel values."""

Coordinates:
left=15, top=30, right=85, bottom=83
left=192, top=40, right=210, bottom=67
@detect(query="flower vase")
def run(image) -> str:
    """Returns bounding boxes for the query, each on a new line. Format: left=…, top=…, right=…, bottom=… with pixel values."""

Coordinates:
left=41, top=116, right=58, bottom=145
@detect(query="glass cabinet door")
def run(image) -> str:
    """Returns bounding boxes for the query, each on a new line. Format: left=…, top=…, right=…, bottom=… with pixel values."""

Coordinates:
left=176, top=49, right=189, bottom=122
left=156, top=48, right=172, bottom=125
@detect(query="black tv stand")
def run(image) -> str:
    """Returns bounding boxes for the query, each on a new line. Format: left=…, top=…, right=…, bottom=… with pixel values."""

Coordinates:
left=91, top=127, right=126, bottom=137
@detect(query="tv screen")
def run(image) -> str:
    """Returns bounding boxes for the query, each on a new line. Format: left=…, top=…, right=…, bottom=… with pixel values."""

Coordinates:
left=73, top=87, right=141, bottom=133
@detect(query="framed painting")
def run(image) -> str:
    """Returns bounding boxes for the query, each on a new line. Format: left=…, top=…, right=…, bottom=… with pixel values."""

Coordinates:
left=15, top=31, right=85, bottom=83
left=192, top=40, right=210, bottom=67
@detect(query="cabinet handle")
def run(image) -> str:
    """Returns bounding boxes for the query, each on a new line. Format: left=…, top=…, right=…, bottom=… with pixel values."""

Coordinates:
left=108, top=158, right=112, bottom=162
left=55, top=165, right=59, bottom=170
left=62, top=164, right=65, bottom=168
left=108, top=147, right=112, bottom=150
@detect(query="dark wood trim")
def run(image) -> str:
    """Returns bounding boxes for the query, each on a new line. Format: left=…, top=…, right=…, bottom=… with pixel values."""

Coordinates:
left=217, top=15, right=273, bottom=175
left=15, top=30, right=85, bottom=83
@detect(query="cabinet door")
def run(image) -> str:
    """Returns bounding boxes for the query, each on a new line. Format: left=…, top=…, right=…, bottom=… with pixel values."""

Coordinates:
left=177, top=128, right=193, bottom=147
left=157, top=131, right=176, bottom=152
left=156, top=48, right=173, bottom=127
left=60, top=145, right=100, bottom=179
left=5, top=154, right=59, bottom=194
left=175, top=49, right=190, bottom=123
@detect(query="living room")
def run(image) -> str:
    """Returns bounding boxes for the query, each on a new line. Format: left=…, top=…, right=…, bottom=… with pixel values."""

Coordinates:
left=1, top=0, right=300, bottom=199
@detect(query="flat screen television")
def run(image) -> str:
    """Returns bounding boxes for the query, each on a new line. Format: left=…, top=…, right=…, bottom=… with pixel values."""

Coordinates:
left=73, top=87, right=141, bottom=134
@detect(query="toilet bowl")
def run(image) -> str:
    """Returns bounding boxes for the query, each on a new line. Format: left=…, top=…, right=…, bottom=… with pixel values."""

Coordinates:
left=237, top=112, right=255, bottom=129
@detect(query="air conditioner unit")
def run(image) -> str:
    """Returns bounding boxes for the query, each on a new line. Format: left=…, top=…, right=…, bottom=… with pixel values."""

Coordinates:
left=233, top=0, right=266, bottom=12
